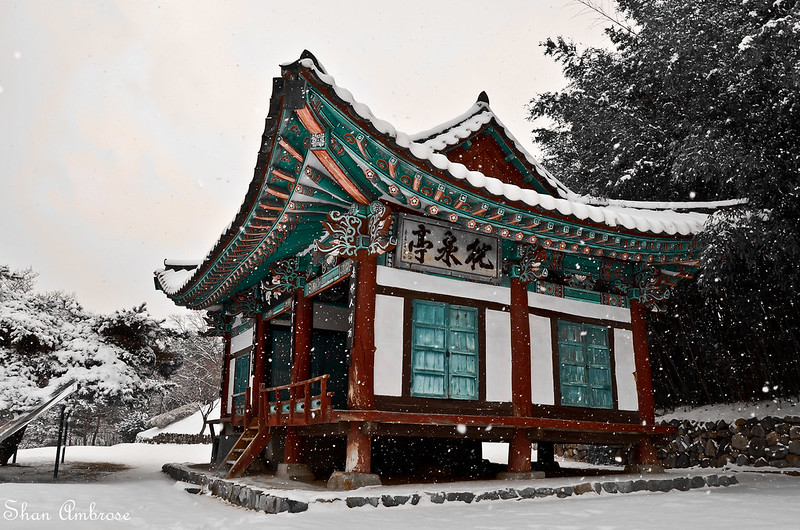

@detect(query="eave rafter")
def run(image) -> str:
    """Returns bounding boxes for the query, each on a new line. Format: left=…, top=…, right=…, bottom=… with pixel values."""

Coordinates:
left=296, top=103, right=374, bottom=205
left=173, top=109, right=323, bottom=309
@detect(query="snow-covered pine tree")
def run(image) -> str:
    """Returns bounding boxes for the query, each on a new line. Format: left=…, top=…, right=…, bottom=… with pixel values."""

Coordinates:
left=0, top=265, right=182, bottom=450
left=529, top=0, right=800, bottom=405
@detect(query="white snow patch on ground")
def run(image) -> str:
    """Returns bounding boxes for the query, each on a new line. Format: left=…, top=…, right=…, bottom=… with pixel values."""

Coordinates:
left=657, top=397, right=800, bottom=423
left=2, top=443, right=800, bottom=529
left=137, top=401, right=220, bottom=439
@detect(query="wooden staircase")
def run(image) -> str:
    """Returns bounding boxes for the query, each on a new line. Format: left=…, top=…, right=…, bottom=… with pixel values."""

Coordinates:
left=219, top=375, right=334, bottom=479
left=220, top=417, right=271, bottom=479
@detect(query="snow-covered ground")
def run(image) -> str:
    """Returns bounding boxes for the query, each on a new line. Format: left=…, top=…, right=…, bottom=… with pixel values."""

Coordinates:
left=657, top=396, right=800, bottom=422
left=137, top=401, right=220, bottom=440
left=2, top=442, right=800, bottom=529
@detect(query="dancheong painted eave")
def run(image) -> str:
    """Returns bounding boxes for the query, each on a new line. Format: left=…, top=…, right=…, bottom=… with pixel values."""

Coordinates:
left=290, top=55, right=739, bottom=233
left=153, top=50, right=742, bottom=309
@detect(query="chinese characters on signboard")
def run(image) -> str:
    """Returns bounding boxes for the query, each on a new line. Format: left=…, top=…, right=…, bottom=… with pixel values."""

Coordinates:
left=397, top=214, right=501, bottom=282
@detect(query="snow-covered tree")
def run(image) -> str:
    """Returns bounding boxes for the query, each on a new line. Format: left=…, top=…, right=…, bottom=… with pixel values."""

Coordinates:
left=529, top=0, right=800, bottom=405
left=0, top=265, right=181, bottom=421
left=159, top=313, right=223, bottom=435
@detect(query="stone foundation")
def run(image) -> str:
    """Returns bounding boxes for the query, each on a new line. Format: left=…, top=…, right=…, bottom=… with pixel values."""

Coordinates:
left=162, top=462, right=739, bottom=515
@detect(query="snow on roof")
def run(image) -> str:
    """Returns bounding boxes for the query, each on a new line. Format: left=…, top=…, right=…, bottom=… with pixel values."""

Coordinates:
left=157, top=54, right=742, bottom=303
left=409, top=101, right=490, bottom=145
left=163, top=259, right=202, bottom=270
left=410, top=101, right=575, bottom=200
left=299, top=58, right=733, bottom=236
left=155, top=266, right=197, bottom=296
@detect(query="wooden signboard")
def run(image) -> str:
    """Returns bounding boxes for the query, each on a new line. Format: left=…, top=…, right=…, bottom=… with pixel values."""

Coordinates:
left=395, top=213, right=501, bottom=283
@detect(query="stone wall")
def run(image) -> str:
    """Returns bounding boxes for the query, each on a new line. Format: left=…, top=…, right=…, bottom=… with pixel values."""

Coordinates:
left=658, top=416, right=800, bottom=469
left=557, top=415, right=800, bottom=469
left=137, top=433, right=212, bottom=445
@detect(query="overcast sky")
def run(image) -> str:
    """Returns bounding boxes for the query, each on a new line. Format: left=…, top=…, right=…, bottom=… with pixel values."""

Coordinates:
left=0, top=0, right=610, bottom=320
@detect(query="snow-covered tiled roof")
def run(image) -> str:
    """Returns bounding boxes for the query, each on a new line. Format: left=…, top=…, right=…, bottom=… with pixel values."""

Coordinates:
left=156, top=52, right=744, bottom=307
left=298, top=57, right=738, bottom=236
left=154, top=266, right=197, bottom=296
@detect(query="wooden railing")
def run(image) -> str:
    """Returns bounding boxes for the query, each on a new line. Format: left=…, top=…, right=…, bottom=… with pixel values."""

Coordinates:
left=231, top=389, right=249, bottom=426
left=259, top=374, right=334, bottom=427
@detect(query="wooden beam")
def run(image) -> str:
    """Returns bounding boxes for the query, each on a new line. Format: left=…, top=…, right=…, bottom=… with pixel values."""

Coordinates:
left=284, top=427, right=303, bottom=465
left=271, top=169, right=296, bottom=184
left=348, top=251, right=376, bottom=410
left=330, top=410, right=673, bottom=435
left=508, top=429, right=532, bottom=473
left=252, top=215, right=277, bottom=223
left=292, top=288, right=312, bottom=386
left=264, top=185, right=290, bottom=200
left=295, top=107, right=325, bottom=135
left=631, top=298, right=659, bottom=465
left=278, top=139, right=304, bottom=162
left=312, top=149, right=371, bottom=205
left=220, top=331, right=232, bottom=418
left=252, top=313, right=266, bottom=416
left=510, top=277, right=533, bottom=418
left=345, top=421, right=371, bottom=474
left=508, top=277, right=533, bottom=472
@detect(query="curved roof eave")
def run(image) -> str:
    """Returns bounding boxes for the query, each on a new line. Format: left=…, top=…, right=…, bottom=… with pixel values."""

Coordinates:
left=155, top=50, right=745, bottom=307
left=295, top=56, right=735, bottom=237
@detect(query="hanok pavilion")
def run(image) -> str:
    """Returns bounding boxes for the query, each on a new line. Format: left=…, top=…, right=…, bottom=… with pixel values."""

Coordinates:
left=155, top=51, right=734, bottom=489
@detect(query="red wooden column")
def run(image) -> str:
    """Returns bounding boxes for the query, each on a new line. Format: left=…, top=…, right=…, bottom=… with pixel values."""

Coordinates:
left=220, top=331, right=232, bottom=420
left=346, top=422, right=371, bottom=474
left=631, top=298, right=658, bottom=465
left=344, top=250, right=377, bottom=474
left=348, top=250, right=377, bottom=411
left=251, top=313, right=266, bottom=417
left=292, top=289, right=313, bottom=386
left=508, top=277, right=533, bottom=473
left=285, top=290, right=313, bottom=466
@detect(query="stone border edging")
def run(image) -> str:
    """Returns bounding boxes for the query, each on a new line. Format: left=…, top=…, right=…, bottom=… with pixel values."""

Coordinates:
left=162, top=463, right=738, bottom=514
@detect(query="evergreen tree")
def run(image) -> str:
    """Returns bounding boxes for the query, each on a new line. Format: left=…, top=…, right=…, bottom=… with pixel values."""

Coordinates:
left=530, top=0, right=800, bottom=405
left=0, top=265, right=182, bottom=449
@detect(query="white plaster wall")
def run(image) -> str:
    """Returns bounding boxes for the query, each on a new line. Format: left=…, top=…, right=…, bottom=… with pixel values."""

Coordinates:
left=374, top=294, right=404, bottom=397
left=614, top=328, right=639, bottom=411
left=230, top=320, right=254, bottom=354
left=377, top=265, right=510, bottom=305
left=527, top=290, right=631, bottom=323
left=530, top=314, right=555, bottom=405
left=485, top=310, right=512, bottom=402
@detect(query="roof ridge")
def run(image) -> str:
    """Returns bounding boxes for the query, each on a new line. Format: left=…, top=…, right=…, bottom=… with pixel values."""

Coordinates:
left=409, top=96, right=490, bottom=144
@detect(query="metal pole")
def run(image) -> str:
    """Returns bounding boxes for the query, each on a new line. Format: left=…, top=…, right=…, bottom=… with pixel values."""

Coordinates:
left=60, top=411, right=71, bottom=464
left=53, top=405, right=65, bottom=479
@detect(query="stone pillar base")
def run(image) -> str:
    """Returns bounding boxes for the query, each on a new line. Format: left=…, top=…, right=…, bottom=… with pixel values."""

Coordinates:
left=327, top=471, right=382, bottom=490
left=496, top=471, right=546, bottom=480
left=276, top=463, right=315, bottom=481
left=625, top=464, right=665, bottom=474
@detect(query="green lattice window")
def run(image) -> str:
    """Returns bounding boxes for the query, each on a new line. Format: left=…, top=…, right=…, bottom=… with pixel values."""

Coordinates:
left=411, top=300, right=478, bottom=400
left=557, top=320, right=613, bottom=409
